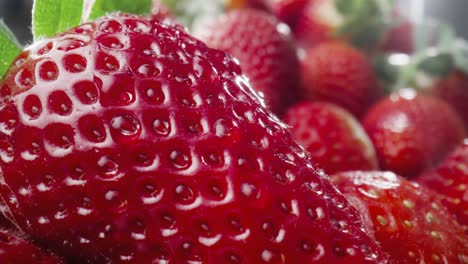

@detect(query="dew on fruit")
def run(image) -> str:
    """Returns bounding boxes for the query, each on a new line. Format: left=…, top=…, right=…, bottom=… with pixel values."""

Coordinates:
left=38, top=60, right=59, bottom=81
left=48, top=90, right=73, bottom=116
left=63, top=54, right=87, bottom=73
left=124, top=19, right=150, bottom=33
left=153, top=118, right=171, bottom=136
left=97, top=156, right=120, bottom=179
left=18, top=186, right=31, bottom=196
left=110, top=114, right=142, bottom=139
left=139, top=80, right=166, bottom=104
left=56, top=38, right=86, bottom=51
left=169, top=149, right=191, bottom=170
left=23, top=94, right=42, bottom=120
left=73, top=80, right=99, bottom=105
left=240, top=183, right=257, bottom=198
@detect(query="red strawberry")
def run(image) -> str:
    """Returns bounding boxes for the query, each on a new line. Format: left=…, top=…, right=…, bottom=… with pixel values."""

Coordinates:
left=363, top=89, right=466, bottom=178
left=301, top=42, right=382, bottom=117
left=331, top=171, right=468, bottom=264
left=380, top=17, right=414, bottom=54
left=0, top=229, right=63, bottom=263
left=283, top=102, right=378, bottom=174
left=428, top=70, right=468, bottom=130
left=263, top=0, right=309, bottom=28
left=0, top=14, right=388, bottom=263
left=415, top=140, right=468, bottom=233
left=194, top=9, right=300, bottom=115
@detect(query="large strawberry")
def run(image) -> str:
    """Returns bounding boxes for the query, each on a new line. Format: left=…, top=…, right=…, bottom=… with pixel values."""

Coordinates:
left=0, top=8, right=388, bottom=264
left=194, top=8, right=301, bottom=115
left=0, top=229, right=63, bottom=263
left=415, top=140, right=468, bottom=233
left=331, top=171, right=468, bottom=264
left=363, top=89, right=466, bottom=178
left=284, top=101, right=378, bottom=174
left=301, top=42, right=382, bottom=117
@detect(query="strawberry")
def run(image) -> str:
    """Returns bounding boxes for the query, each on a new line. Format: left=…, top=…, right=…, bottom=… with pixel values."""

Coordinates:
left=363, top=89, right=466, bottom=178
left=428, top=70, right=468, bottom=130
left=301, top=42, right=382, bottom=117
left=380, top=16, right=414, bottom=54
left=263, top=0, right=309, bottom=28
left=0, top=229, right=63, bottom=263
left=283, top=101, right=378, bottom=174
left=0, top=14, right=388, bottom=263
left=415, top=140, right=468, bottom=233
left=331, top=171, right=468, bottom=264
left=194, top=8, right=301, bottom=115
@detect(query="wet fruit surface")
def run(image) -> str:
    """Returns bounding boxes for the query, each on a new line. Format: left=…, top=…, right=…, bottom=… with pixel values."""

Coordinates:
left=0, top=14, right=387, bottom=263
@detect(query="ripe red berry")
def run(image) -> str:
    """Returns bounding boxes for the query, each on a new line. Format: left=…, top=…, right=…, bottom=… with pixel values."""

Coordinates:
left=0, top=229, right=63, bottom=263
left=332, top=171, right=468, bottom=264
left=363, top=89, right=466, bottom=178
left=301, top=42, right=382, bottom=117
left=194, top=9, right=301, bottom=115
left=415, top=140, right=468, bottom=233
left=284, top=102, right=378, bottom=174
left=0, top=14, right=387, bottom=263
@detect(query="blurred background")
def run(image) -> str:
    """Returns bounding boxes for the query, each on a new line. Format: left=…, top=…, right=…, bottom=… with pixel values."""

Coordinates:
left=1, top=0, right=468, bottom=44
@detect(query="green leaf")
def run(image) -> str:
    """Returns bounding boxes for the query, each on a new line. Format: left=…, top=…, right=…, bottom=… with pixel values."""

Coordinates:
left=32, top=0, right=84, bottom=40
left=0, top=21, right=22, bottom=79
left=417, top=52, right=454, bottom=76
left=89, top=0, right=152, bottom=20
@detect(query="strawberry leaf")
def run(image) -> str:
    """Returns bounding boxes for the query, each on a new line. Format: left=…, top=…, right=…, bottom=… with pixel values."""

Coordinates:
left=0, top=21, right=21, bottom=79
left=89, top=0, right=152, bottom=20
left=32, top=0, right=84, bottom=40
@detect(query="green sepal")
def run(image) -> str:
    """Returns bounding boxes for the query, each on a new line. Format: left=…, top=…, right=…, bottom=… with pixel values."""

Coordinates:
left=334, top=0, right=393, bottom=51
left=417, top=52, right=454, bottom=77
left=89, top=0, right=152, bottom=20
left=161, top=0, right=225, bottom=30
left=32, top=0, right=84, bottom=40
left=0, top=21, right=22, bottom=79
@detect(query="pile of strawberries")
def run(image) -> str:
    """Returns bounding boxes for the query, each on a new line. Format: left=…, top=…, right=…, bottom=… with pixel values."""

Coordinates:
left=0, top=0, right=466, bottom=263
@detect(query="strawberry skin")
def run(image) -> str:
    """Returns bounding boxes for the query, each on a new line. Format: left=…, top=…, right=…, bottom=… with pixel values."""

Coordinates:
left=194, top=9, right=301, bottom=115
left=263, top=0, right=309, bottom=28
left=284, top=102, right=378, bottom=174
left=415, top=140, right=468, bottom=233
left=429, top=70, right=468, bottom=130
left=331, top=171, right=468, bottom=264
left=363, top=89, right=466, bottom=178
left=0, top=229, right=63, bottom=264
left=0, top=14, right=387, bottom=263
left=301, top=42, right=382, bottom=117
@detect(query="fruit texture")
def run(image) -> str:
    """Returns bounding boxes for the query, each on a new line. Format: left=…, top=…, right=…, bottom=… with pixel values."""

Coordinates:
left=332, top=171, right=468, bottom=264
left=284, top=101, right=378, bottom=174
left=0, top=229, right=63, bottom=264
left=301, top=42, right=382, bottom=117
left=363, top=89, right=466, bottom=178
left=429, top=70, right=468, bottom=130
left=194, top=9, right=300, bottom=115
left=0, top=14, right=387, bottom=263
left=416, top=140, right=468, bottom=233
